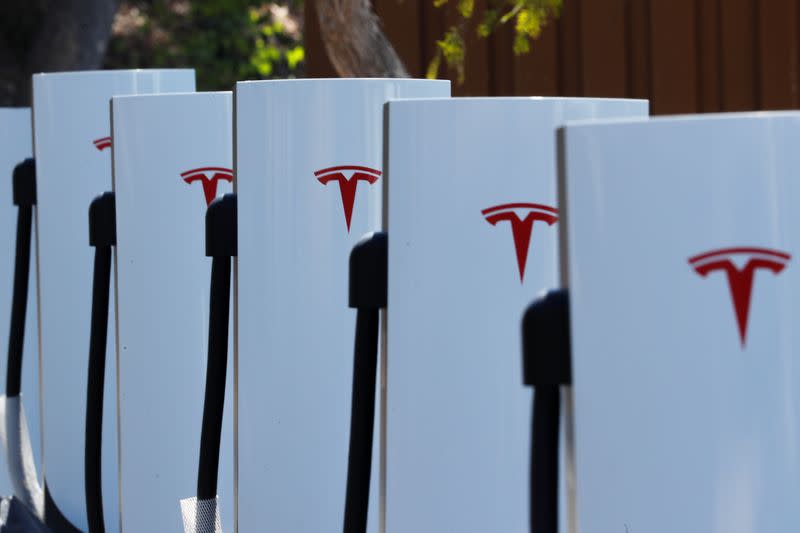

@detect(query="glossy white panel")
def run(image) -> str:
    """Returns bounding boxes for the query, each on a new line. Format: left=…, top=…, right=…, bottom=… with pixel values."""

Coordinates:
left=0, top=108, right=35, bottom=495
left=111, top=92, right=233, bottom=532
left=235, top=78, right=450, bottom=532
left=385, top=97, right=647, bottom=533
left=32, top=69, right=195, bottom=530
left=562, top=112, right=800, bottom=533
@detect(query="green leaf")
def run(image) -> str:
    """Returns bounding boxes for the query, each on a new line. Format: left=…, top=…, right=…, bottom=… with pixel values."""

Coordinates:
left=457, top=0, right=474, bottom=18
left=513, top=32, right=530, bottom=54
left=477, top=10, right=499, bottom=37
left=436, top=27, right=466, bottom=83
left=426, top=0, right=562, bottom=84
left=287, top=46, right=305, bottom=70
left=515, top=9, right=542, bottom=40
left=426, top=52, right=442, bottom=79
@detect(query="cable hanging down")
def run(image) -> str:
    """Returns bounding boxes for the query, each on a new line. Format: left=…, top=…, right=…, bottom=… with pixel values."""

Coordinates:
left=343, top=232, right=387, bottom=533
left=7, top=159, right=36, bottom=399
left=7, top=158, right=81, bottom=532
left=196, top=193, right=237, bottom=503
left=5, top=159, right=44, bottom=519
left=85, top=191, right=116, bottom=533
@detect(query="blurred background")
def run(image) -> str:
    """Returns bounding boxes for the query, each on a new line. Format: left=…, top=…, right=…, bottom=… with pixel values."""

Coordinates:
left=1, top=0, right=799, bottom=115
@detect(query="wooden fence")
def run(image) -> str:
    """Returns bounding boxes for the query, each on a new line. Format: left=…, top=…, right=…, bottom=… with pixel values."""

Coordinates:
left=305, top=0, right=800, bottom=115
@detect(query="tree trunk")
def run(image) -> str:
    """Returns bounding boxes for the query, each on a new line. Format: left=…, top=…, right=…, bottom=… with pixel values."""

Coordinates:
left=316, top=0, right=409, bottom=78
left=0, top=0, right=120, bottom=106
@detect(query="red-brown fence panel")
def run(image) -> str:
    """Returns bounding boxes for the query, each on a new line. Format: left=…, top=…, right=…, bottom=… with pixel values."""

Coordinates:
left=305, top=0, right=800, bottom=115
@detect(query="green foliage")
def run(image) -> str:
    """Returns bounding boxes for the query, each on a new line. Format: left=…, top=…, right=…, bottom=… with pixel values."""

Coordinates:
left=457, top=0, right=474, bottom=18
left=427, top=0, right=561, bottom=81
left=105, top=0, right=304, bottom=91
left=429, top=27, right=465, bottom=83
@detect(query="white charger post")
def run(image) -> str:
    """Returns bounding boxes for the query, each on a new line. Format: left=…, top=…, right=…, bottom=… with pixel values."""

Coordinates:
left=109, top=92, right=234, bottom=532
left=32, top=69, right=195, bottom=530
left=561, top=112, right=800, bottom=533
left=383, top=97, right=647, bottom=533
left=234, top=78, right=450, bottom=532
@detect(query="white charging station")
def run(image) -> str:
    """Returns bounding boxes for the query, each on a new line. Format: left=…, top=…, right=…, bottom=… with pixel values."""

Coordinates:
left=234, top=79, right=450, bottom=532
left=110, top=91, right=234, bottom=532
left=0, top=108, right=35, bottom=496
left=561, top=112, right=800, bottom=533
left=32, top=70, right=195, bottom=530
left=384, top=97, right=647, bottom=533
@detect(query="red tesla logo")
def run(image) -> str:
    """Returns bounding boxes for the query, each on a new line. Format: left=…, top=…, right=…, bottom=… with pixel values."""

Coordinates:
left=315, top=165, right=381, bottom=232
left=689, top=247, right=791, bottom=346
left=93, top=137, right=112, bottom=151
left=482, top=203, right=559, bottom=282
left=181, top=167, right=234, bottom=206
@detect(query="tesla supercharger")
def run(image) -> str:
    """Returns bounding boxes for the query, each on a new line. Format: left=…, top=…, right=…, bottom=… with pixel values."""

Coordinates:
left=559, top=112, right=800, bottom=533
left=32, top=70, right=195, bottom=530
left=0, top=108, right=35, bottom=496
left=383, top=97, right=647, bottom=533
left=234, top=78, right=450, bottom=531
left=110, top=91, right=234, bottom=532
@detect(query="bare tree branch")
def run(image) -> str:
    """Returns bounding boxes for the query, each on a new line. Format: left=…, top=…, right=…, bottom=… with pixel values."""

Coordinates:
left=316, top=0, right=409, bottom=78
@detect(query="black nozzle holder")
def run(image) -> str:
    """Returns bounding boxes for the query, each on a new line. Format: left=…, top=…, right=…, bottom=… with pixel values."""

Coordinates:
left=89, top=192, right=116, bottom=248
left=349, top=232, right=387, bottom=309
left=522, top=289, right=572, bottom=388
left=206, top=194, right=237, bottom=258
left=12, top=158, right=36, bottom=207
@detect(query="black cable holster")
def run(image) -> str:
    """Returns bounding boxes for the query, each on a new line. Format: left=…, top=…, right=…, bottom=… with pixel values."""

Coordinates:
left=521, top=289, right=571, bottom=533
